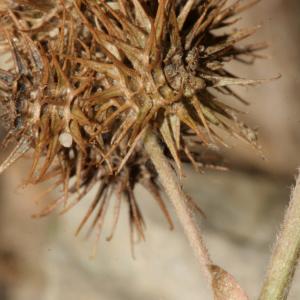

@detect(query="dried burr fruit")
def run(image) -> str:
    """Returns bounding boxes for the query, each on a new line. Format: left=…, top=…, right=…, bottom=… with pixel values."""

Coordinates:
left=0, top=0, right=264, bottom=246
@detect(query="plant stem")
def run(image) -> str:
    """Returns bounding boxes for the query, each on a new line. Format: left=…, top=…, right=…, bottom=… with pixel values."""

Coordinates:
left=144, top=132, right=213, bottom=282
left=259, top=171, right=300, bottom=300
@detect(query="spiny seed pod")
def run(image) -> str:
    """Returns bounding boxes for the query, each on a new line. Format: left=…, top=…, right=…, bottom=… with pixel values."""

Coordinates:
left=0, top=0, right=264, bottom=246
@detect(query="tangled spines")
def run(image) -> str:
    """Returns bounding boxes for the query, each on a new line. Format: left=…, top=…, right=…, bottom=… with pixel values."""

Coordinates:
left=0, top=0, right=263, bottom=246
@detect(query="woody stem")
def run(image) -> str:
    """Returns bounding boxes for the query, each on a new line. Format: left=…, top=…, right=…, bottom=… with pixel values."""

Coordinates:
left=144, top=131, right=213, bottom=282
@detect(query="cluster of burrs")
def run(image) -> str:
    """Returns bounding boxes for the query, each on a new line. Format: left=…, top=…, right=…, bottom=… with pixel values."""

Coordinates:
left=0, top=0, right=263, bottom=247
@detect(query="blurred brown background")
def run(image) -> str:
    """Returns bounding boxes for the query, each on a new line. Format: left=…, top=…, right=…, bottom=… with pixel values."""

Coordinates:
left=0, top=0, right=300, bottom=299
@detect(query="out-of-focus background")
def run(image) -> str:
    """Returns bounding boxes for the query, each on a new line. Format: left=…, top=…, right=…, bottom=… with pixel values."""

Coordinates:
left=0, top=0, right=300, bottom=299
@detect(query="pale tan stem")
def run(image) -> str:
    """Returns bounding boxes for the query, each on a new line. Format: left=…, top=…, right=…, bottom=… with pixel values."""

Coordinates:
left=259, top=171, right=300, bottom=300
left=144, top=132, right=213, bottom=282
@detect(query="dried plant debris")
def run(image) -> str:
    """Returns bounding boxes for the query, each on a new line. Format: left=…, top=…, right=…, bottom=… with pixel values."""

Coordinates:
left=0, top=0, right=264, bottom=245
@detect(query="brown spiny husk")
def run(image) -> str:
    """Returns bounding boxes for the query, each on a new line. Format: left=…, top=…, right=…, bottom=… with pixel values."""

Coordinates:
left=0, top=0, right=264, bottom=246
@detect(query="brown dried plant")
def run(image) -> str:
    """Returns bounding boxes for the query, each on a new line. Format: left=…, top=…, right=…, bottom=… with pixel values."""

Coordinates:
left=0, top=0, right=266, bottom=298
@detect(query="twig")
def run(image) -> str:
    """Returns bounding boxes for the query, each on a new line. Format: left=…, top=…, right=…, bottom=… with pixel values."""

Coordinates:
left=259, top=170, right=300, bottom=300
left=144, top=132, right=213, bottom=282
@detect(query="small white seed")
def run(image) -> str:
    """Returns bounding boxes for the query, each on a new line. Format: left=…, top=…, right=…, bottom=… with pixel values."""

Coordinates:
left=49, top=28, right=59, bottom=38
left=59, top=132, right=73, bottom=148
